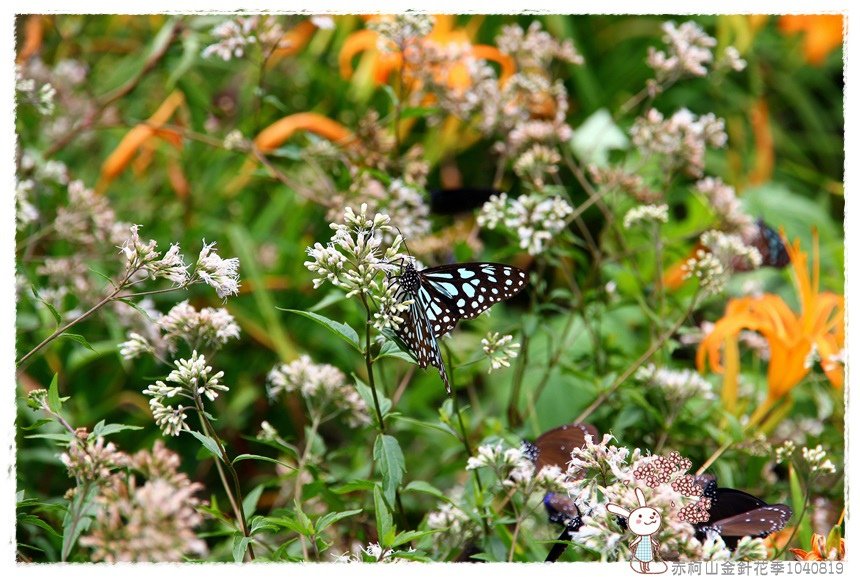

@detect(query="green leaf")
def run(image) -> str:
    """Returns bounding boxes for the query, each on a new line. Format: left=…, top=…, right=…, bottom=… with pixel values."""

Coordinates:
left=58, top=333, right=95, bottom=352
left=279, top=309, right=361, bottom=351
left=242, top=484, right=265, bottom=519
left=293, top=500, right=315, bottom=536
left=90, top=420, right=144, bottom=439
left=373, top=434, right=405, bottom=505
left=315, top=509, right=362, bottom=533
left=187, top=430, right=223, bottom=461
left=309, top=290, right=346, bottom=312
left=25, top=432, right=75, bottom=442
left=47, top=374, right=61, bottom=414
left=167, top=31, right=200, bottom=89
left=403, top=480, right=450, bottom=503
left=391, top=529, right=437, bottom=548
left=399, top=106, right=439, bottom=120
left=374, top=340, right=416, bottom=363
left=570, top=108, right=629, bottom=167
left=232, top=453, right=296, bottom=470
left=373, top=484, right=395, bottom=548
left=330, top=479, right=376, bottom=494
left=18, top=513, right=61, bottom=538
left=232, top=534, right=252, bottom=563
left=354, top=377, right=392, bottom=419
left=31, top=286, right=62, bottom=326
left=61, top=483, right=98, bottom=561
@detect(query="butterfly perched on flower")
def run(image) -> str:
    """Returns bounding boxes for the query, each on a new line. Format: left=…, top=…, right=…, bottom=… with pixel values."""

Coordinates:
left=522, top=422, right=598, bottom=562
left=390, top=259, right=527, bottom=392
left=693, top=476, right=792, bottom=549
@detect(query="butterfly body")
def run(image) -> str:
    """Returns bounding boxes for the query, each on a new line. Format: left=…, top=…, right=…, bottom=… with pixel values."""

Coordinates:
left=392, top=260, right=527, bottom=392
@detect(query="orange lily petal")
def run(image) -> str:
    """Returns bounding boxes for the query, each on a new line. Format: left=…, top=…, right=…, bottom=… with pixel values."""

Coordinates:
left=254, top=112, right=353, bottom=153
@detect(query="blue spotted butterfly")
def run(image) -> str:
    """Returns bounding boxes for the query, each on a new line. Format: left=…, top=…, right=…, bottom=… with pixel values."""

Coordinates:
left=391, top=260, right=527, bottom=392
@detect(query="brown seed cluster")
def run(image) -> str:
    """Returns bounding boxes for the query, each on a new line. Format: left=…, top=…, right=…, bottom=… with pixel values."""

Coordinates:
left=678, top=496, right=712, bottom=523
left=633, top=451, right=692, bottom=487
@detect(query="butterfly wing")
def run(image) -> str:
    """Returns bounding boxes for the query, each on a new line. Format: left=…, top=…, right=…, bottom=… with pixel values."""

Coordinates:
left=533, top=423, right=599, bottom=473
left=693, top=483, right=792, bottom=549
left=751, top=220, right=790, bottom=269
left=393, top=297, right=450, bottom=392
left=543, top=493, right=583, bottom=563
left=419, top=263, right=528, bottom=337
left=710, top=504, right=792, bottom=538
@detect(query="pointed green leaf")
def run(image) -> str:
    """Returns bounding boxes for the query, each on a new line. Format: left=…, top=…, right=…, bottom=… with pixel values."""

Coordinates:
left=279, top=309, right=361, bottom=351
left=373, top=434, right=405, bottom=505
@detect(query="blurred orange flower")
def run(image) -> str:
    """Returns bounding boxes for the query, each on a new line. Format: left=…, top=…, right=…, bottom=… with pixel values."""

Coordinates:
left=778, top=15, right=843, bottom=66
left=98, top=90, right=186, bottom=192
left=697, top=231, right=844, bottom=419
left=339, top=15, right=514, bottom=90
left=254, top=112, right=353, bottom=153
left=790, top=533, right=845, bottom=561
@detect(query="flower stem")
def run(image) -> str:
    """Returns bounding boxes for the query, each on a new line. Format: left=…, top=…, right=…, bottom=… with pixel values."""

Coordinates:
left=360, top=295, right=386, bottom=433
left=194, top=396, right=256, bottom=561
left=17, top=269, right=135, bottom=369
left=575, top=292, right=699, bottom=424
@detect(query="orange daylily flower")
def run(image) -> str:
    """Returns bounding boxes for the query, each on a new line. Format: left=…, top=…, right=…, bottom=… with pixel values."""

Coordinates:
left=778, top=15, right=843, bottom=66
left=254, top=112, right=354, bottom=153
left=790, top=533, right=845, bottom=561
left=98, top=90, right=186, bottom=192
left=339, top=15, right=514, bottom=90
left=697, top=231, right=844, bottom=417
left=267, top=20, right=320, bottom=67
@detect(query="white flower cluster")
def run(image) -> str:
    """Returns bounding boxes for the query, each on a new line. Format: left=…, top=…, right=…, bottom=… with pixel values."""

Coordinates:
left=682, top=231, right=761, bottom=295
left=426, top=499, right=477, bottom=551
left=513, top=143, right=562, bottom=188
left=16, top=63, right=56, bottom=115
left=305, top=204, right=408, bottom=297
left=623, top=203, right=669, bottom=229
left=119, top=225, right=187, bottom=283
left=647, top=20, right=717, bottom=82
left=332, top=177, right=430, bottom=243
left=222, top=129, right=247, bottom=151
left=700, top=534, right=768, bottom=562
left=334, top=541, right=414, bottom=563
left=195, top=241, right=241, bottom=298
left=119, top=300, right=241, bottom=360
left=143, top=351, right=228, bottom=436
left=496, top=20, right=584, bottom=70
left=372, top=277, right=412, bottom=333
left=55, top=180, right=129, bottom=247
left=478, top=192, right=573, bottom=256
left=481, top=332, right=521, bottom=373
left=635, top=363, right=715, bottom=403
left=15, top=178, right=39, bottom=230
left=368, top=13, right=434, bottom=48
left=802, top=445, right=837, bottom=475
left=694, top=177, right=756, bottom=237
left=567, top=435, right=762, bottom=561
left=267, top=355, right=370, bottom=427
left=467, top=442, right=575, bottom=495
left=630, top=108, right=727, bottom=178
left=774, top=440, right=796, bottom=464
left=201, top=16, right=290, bottom=61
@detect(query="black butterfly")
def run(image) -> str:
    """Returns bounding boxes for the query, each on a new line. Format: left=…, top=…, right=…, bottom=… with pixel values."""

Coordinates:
left=391, top=260, right=527, bottom=392
left=522, top=422, right=598, bottom=562
left=693, top=476, right=792, bottom=549
left=735, top=219, right=790, bottom=271
left=429, top=187, right=500, bottom=215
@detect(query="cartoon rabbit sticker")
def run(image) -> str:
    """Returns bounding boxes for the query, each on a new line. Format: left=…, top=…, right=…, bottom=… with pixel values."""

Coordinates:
left=607, top=488, right=668, bottom=574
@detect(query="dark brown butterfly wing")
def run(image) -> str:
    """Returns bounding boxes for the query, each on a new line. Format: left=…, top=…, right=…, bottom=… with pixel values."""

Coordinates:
left=693, top=481, right=792, bottom=549
left=533, top=423, right=599, bottom=473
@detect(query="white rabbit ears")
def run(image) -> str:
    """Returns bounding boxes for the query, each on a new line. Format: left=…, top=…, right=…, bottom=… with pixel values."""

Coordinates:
left=606, top=488, right=648, bottom=518
left=606, top=503, right=629, bottom=518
